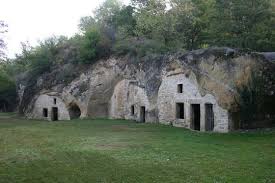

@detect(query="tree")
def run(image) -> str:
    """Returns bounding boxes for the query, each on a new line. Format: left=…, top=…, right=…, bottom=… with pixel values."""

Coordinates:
left=170, top=0, right=197, bottom=50
left=0, top=63, right=16, bottom=112
left=13, top=36, right=68, bottom=76
left=95, top=0, right=122, bottom=27
left=78, top=16, right=97, bottom=33
left=134, top=0, right=167, bottom=39
left=0, top=21, right=8, bottom=61
left=209, top=0, right=275, bottom=51
left=112, top=5, right=137, bottom=37
left=131, top=0, right=150, bottom=8
left=79, top=28, right=101, bottom=63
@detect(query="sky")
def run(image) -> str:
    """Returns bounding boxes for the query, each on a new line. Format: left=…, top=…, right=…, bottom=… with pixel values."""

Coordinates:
left=0, top=0, right=130, bottom=58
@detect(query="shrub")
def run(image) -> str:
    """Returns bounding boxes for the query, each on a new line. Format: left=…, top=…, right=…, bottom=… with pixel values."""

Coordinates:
left=113, top=37, right=167, bottom=57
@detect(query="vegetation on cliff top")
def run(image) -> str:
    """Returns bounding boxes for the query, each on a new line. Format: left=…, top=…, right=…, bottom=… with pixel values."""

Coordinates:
left=6, top=0, right=275, bottom=66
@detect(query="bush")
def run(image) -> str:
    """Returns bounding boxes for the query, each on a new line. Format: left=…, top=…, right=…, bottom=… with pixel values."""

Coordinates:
left=113, top=37, right=167, bottom=57
left=0, top=69, right=16, bottom=111
left=71, top=27, right=112, bottom=64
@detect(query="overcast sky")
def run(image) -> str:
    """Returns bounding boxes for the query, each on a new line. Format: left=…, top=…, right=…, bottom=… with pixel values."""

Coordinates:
left=0, top=0, right=130, bottom=58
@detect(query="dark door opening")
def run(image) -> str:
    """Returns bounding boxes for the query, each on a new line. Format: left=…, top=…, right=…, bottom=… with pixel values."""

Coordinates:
left=43, top=108, right=48, bottom=117
left=205, top=104, right=214, bottom=131
left=140, top=106, right=146, bottom=123
left=52, top=107, right=58, bottom=121
left=176, top=103, right=184, bottom=119
left=191, top=104, right=200, bottom=131
left=131, top=105, right=135, bottom=116
left=69, top=104, right=81, bottom=119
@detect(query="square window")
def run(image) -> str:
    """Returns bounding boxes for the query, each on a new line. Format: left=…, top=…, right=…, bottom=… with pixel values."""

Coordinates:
left=176, top=103, right=184, bottom=119
left=177, top=84, right=183, bottom=93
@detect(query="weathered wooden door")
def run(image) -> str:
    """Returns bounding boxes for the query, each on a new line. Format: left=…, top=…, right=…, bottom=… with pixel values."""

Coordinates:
left=205, top=104, right=214, bottom=131
left=191, top=104, right=200, bottom=131
left=52, top=107, right=58, bottom=121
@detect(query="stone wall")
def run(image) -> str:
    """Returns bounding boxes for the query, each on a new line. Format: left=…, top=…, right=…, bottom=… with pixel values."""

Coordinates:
left=157, top=73, right=228, bottom=132
left=109, top=79, right=153, bottom=123
left=109, top=80, right=128, bottom=119
left=30, top=94, right=70, bottom=121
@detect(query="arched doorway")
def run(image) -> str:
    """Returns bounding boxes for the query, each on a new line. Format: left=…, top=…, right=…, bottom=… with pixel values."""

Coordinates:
left=68, top=104, right=81, bottom=119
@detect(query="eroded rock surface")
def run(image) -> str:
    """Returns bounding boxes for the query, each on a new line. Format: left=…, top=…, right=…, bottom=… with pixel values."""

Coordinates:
left=18, top=48, right=275, bottom=132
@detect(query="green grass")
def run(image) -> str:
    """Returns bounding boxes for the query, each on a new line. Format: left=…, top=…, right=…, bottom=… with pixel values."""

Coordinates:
left=0, top=113, right=274, bottom=183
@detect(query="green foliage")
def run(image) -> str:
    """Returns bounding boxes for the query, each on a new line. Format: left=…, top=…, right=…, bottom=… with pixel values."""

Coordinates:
left=0, top=68, right=15, bottom=94
left=134, top=0, right=166, bottom=39
left=114, top=37, right=167, bottom=57
left=209, top=0, right=275, bottom=51
left=113, top=5, right=137, bottom=37
left=78, top=16, right=97, bottom=32
left=79, top=28, right=101, bottom=63
left=14, top=37, right=67, bottom=76
left=0, top=20, right=8, bottom=60
left=0, top=64, right=16, bottom=111
left=95, top=0, right=122, bottom=27
left=132, top=0, right=274, bottom=51
left=172, top=0, right=215, bottom=49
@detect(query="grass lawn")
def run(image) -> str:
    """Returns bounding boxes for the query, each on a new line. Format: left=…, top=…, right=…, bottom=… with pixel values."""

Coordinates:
left=0, top=113, right=274, bottom=183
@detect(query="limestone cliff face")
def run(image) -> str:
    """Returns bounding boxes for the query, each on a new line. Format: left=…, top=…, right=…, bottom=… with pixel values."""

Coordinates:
left=18, top=48, right=275, bottom=131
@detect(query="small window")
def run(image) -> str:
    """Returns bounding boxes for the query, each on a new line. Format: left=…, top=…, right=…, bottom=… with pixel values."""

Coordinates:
left=177, top=84, right=183, bottom=93
left=54, top=98, right=57, bottom=105
left=131, top=105, right=135, bottom=116
left=176, top=103, right=184, bottom=119
left=43, top=108, right=48, bottom=117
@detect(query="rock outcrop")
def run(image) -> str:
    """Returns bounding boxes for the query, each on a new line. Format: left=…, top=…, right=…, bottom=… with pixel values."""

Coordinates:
left=17, top=48, right=275, bottom=132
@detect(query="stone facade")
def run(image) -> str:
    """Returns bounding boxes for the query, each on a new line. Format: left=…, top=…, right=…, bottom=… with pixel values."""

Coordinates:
left=31, top=74, right=229, bottom=132
left=109, top=79, right=153, bottom=122
left=157, top=73, right=228, bottom=132
left=107, top=74, right=229, bottom=132
left=30, top=94, right=71, bottom=121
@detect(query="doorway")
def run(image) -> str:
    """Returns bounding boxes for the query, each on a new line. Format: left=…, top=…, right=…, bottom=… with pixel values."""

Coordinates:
left=43, top=108, right=48, bottom=118
left=205, top=104, right=214, bottom=131
left=52, top=107, right=58, bottom=121
left=176, top=103, right=184, bottom=119
left=69, top=104, right=81, bottom=119
left=191, top=104, right=200, bottom=131
left=140, top=106, right=146, bottom=123
left=131, top=105, right=135, bottom=116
